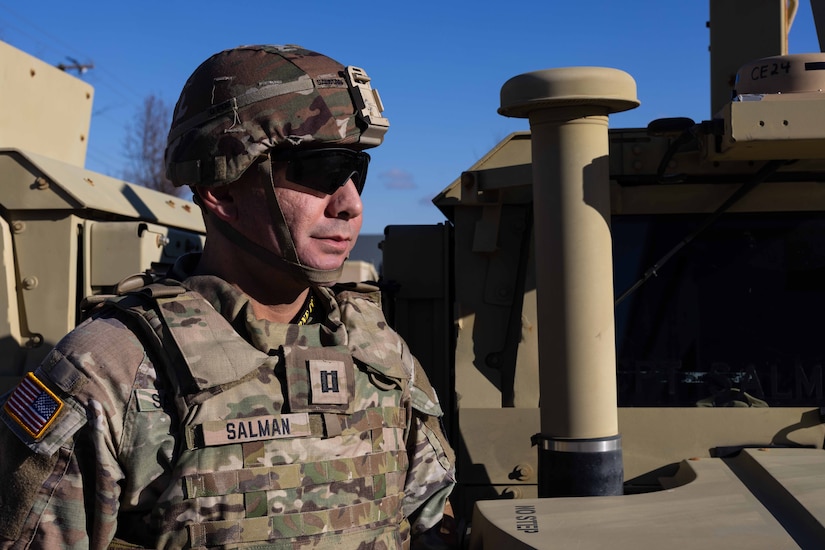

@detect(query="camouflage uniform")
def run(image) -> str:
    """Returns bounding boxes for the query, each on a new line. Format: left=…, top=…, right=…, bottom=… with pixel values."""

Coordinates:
left=0, top=43, right=455, bottom=549
left=0, top=254, right=455, bottom=549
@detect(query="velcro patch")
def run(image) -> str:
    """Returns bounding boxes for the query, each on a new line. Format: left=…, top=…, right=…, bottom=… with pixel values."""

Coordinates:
left=314, top=75, right=346, bottom=88
left=200, top=413, right=312, bottom=447
left=284, top=345, right=355, bottom=413
left=134, top=389, right=163, bottom=412
left=309, top=359, right=349, bottom=405
left=3, top=372, right=63, bottom=439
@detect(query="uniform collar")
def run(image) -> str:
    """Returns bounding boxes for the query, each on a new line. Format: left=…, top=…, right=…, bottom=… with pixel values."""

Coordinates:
left=170, top=253, right=346, bottom=353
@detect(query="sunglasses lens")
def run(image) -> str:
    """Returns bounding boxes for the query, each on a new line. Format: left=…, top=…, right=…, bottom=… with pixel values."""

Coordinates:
left=276, top=149, right=370, bottom=195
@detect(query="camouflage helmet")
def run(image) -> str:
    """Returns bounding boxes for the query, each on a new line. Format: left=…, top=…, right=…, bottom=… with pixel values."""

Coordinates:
left=165, top=44, right=389, bottom=187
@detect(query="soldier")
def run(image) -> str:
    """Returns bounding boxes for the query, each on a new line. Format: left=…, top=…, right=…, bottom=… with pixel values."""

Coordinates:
left=0, top=45, right=456, bottom=549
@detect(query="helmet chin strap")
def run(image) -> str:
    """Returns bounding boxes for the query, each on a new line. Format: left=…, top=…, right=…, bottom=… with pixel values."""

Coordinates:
left=206, top=161, right=344, bottom=286
left=259, top=160, right=345, bottom=285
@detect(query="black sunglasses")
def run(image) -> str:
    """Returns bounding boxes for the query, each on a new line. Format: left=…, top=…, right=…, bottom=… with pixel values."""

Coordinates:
left=270, top=148, right=370, bottom=195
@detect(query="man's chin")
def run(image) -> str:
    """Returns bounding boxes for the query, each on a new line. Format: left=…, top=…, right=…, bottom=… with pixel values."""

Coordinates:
left=305, top=252, right=349, bottom=271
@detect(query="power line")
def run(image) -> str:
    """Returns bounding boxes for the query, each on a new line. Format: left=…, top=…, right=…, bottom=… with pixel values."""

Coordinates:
left=0, top=4, right=148, bottom=105
left=57, top=58, right=94, bottom=75
left=0, top=3, right=170, bottom=182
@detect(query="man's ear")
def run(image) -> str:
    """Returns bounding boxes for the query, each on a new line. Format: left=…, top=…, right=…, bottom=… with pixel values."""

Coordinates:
left=195, top=184, right=236, bottom=222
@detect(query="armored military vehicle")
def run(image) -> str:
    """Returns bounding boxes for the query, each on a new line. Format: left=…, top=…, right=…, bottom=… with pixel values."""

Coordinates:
left=0, top=40, right=206, bottom=394
left=382, top=0, right=825, bottom=547
left=4, top=1, right=825, bottom=546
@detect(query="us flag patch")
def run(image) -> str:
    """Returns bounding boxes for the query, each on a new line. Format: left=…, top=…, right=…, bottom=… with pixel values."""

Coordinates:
left=4, top=372, right=63, bottom=439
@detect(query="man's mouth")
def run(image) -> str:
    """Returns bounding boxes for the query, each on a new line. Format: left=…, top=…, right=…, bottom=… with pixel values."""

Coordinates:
left=314, top=235, right=352, bottom=252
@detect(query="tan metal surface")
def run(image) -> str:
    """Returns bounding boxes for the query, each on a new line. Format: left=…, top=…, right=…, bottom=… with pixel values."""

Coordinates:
left=708, top=92, right=825, bottom=161
left=529, top=108, right=618, bottom=439
left=353, top=3, right=825, bottom=538
left=499, top=67, right=637, bottom=440
left=0, top=144, right=203, bottom=392
left=744, top=447, right=825, bottom=529
left=0, top=41, right=93, bottom=167
left=11, top=215, right=80, bottom=374
left=470, top=449, right=825, bottom=549
left=620, top=407, right=825, bottom=480
left=0, top=215, right=23, bottom=394
left=433, top=131, right=532, bottom=216
left=458, top=407, right=825, bottom=485
left=735, top=53, right=825, bottom=95
left=88, top=221, right=205, bottom=288
left=498, top=67, right=639, bottom=118
left=709, top=0, right=789, bottom=115
left=0, top=149, right=205, bottom=232
left=0, top=149, right=206, bottom=377
left=458, top=408, right=539, bottom=486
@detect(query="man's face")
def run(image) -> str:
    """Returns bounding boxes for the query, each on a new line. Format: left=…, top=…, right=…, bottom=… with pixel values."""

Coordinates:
left=273, top=164, right=364, bottom=271
left=234, top=161, right=364, bottom=272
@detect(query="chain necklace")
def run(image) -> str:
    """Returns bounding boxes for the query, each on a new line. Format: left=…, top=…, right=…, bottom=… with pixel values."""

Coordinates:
left=295, top=293, right=316, bottom=326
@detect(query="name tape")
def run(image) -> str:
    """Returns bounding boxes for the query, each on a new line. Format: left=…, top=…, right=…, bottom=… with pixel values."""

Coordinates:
left=201, top=413, right=312, bottom=447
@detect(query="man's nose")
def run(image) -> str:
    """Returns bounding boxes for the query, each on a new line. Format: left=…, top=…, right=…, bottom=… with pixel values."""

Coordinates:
left=327, top=178, right=363, bottom=220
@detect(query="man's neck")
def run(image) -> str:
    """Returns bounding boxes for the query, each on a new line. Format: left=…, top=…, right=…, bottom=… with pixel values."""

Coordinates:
left=195, top=244, right=311, bottom=324
left=247, top=292, right=310, bottom=324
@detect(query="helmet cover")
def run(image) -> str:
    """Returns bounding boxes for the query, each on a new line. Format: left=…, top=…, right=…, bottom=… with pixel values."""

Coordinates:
left=165, top=44, right=388, bottom=188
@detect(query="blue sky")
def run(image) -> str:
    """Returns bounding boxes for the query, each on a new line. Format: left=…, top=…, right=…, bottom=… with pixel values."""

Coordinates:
left=0, top=1, right=821, bottom=234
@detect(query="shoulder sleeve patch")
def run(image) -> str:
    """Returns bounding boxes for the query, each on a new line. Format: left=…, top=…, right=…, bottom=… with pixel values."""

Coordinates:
left=3, top=372, right=63, bottom=439
left=1, top=371, right=87, bottom=457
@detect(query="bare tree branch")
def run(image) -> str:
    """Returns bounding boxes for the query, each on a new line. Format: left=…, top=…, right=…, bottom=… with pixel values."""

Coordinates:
left=123, top=94, right=185, bottom=197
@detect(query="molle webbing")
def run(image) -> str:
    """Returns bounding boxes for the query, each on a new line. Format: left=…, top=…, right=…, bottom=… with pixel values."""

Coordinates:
left=183, top=450, right=409, bottom=498
left=105, top=284, right=414, bottom=546
left=188, top=493, right=403, bottom=547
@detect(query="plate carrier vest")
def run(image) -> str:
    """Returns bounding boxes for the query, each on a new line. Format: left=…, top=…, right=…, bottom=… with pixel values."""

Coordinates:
left=104, top=281, right=430, bottom=549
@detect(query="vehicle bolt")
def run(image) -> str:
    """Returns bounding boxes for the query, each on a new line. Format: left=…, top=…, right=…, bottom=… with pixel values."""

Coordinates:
left=514, top=463, right=534, bottom=481
left=26, top=334, right=43, bottom=348
left=501, top=486, right=523, bottom=499
left=11, top=221, right=25, bottom=233
left=34, top=177, right=49, bottom=190
left=22, top=276, right=38, bottom=290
